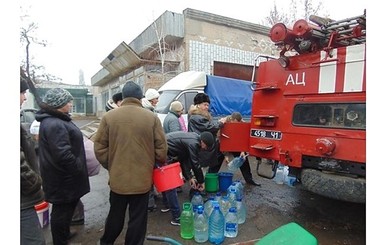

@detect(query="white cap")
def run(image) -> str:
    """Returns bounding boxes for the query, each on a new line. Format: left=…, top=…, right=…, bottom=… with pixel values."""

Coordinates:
left=145, top=89, right=160, bottom=101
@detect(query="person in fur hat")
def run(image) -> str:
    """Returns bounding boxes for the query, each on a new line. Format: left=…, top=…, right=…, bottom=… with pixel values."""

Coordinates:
left=188, top=93, right=227, bottom=173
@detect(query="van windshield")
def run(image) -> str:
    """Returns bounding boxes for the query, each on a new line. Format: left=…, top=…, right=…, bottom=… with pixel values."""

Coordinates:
left=155, top=90, right=180, bottom=114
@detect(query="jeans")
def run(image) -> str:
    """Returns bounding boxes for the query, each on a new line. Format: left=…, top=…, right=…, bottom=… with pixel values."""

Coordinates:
left=50, top=200, right=79, bottom=245
left=100, top=191, right=149, bottom=245
left=162, top=188, right=181, bottom=219
left=20, top=207, right=46, bottom=245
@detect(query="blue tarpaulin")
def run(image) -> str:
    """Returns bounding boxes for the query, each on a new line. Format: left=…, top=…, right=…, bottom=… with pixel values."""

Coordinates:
left=204, top=75, right=253, bottom=117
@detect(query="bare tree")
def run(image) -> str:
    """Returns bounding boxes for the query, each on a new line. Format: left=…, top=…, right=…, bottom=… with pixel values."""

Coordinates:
left=262, top=0, right=324, bottom=27
left=20, top=7, right=61, bottom=83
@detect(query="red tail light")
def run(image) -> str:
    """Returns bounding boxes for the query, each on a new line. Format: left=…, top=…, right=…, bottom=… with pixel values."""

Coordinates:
left=253, top=115, right=277, bottom=126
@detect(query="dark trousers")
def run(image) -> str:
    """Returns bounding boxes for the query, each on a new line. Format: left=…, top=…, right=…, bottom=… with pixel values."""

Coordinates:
left=162, top=188, right=181, bottom=219
left=50, top=200, right=79, bottom=245
left=21, top=207, right=46, bottom=245
left=100, top=190, right=149, bottom=245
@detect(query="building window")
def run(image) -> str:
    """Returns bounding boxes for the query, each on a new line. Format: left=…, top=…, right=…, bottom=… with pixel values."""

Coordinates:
left=72, top=97, right=85, bottom=113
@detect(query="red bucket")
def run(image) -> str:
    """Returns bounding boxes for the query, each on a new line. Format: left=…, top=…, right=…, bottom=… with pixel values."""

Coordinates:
left=153, top=162, right=184, bottom=192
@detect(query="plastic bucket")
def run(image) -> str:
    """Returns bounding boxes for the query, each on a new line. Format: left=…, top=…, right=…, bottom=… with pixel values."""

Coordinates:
left=205, top=173, right=219, bottom=193
left=34, top=201, right=49, bottom=228
left=218, top=172, right=233, bottom=192
left=153, top=162, right=184, bottom=192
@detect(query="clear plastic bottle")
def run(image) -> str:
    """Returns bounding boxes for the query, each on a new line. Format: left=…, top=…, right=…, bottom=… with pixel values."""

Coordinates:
left=214, top=192, right=222, bottom=202
left=227, top=156, right=246, bottom=172
left=208, top=203, right=225, bottom=244
left=235, top=197, right=246, bottom=224
left=224, top=207, right=238, bottom=238
left=274, top=164, right=284, bottom=184
left=180, top=202, right=194, bottom=239
left=234, top=180, right=244, bottom=200
left=204, top=195, right=215, bottom=218
left=191, top=191, right=204, bottom=214
left=219, top=195, right=231, bottom=216
left=194, top=206, right=209, bottom=243
left=227, top=188, right=238, bottom=208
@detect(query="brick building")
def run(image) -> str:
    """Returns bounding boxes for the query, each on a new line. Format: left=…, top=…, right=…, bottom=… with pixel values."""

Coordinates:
left=91, top=8, right=276, bottom=117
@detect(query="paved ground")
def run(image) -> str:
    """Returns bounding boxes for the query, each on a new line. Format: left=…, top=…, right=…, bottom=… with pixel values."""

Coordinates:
left=39, top=117, right=366, bottom=244
left=41, top=158, right=365, bottom=245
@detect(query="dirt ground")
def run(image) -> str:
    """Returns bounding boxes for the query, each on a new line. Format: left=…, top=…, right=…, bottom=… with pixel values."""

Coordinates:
left=42, top=156, right=365, bottom=245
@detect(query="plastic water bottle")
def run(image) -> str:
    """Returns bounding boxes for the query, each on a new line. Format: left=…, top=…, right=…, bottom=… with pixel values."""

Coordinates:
left=227, top=188, right=238, bottom=208
left=227, top=156, right=246, bottom=172
left=214, top=192, right=222, bottom=202
left=234, top=180, right=244, bottom=200
left=194, top=206, right=209, bottom=243
left=191, top=191, right=204, bottom=214
left=204, top=195, right=215, bottom=217
left=235, top=197, right=246, bottom=224
left=224, top=207, right=238, bottom=238
left=274, top=164, right=284, bottom=184
left=208, top=203, right=225, bottom=244
left=219, top=195, right=231, bottom=216
left=180, top=202, right=194, bottom=239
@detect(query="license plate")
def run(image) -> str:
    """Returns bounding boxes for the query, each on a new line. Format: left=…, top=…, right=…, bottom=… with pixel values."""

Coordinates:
left=251, top=129, right=282, bottom=140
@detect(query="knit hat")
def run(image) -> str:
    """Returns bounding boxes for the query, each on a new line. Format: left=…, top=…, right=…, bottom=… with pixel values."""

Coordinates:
left=122, top=81, right=143, bottom=100
left=200, top=131, right=215, bottom=148
left=105, top=99, right=118, bottom=112
left=20, top=77, right=29, bottom=93
left=193, top=93, right=210, bottom=105
left=145, top=89, right=160, bottom=101
left=112, top=92, right=123, bottom=104
left=170, top=101, right=183, bottom=112
left=43, top=88, right=73, bottom=109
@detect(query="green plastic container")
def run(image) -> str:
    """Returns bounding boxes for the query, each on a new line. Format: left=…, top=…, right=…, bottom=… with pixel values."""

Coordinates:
left=180, top=202, right=194, bottom=240
left=205, top=173, right=219, bottom=192
left=256, top=222, right=318, bottom=245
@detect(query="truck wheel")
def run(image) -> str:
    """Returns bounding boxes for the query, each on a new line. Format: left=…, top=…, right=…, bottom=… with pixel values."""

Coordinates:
left=300, top=169, right=365, bottom=203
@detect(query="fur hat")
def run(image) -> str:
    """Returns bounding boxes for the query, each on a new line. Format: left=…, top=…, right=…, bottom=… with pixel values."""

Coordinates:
left=194, top=93, right=210, bottom=105
left=20, top=77, right=29, bottom=93
left=170, top=101, right=183, bottom=112
left=43, top=88, right=73, bottom=109
left=122, top=81, right=143, bottom=100
left=145, top=89, right=160, bottom=101
left=200, top=131, right=214, bottom=148
left=112, top=92, right=123, bottom=104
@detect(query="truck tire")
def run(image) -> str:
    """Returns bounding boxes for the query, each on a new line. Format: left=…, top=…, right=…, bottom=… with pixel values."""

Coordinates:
left=300, top=169, right=366, bottom=203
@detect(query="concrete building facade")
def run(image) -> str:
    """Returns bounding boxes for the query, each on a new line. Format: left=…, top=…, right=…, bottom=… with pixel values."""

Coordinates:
left=91, top=8, right=276, bottom=117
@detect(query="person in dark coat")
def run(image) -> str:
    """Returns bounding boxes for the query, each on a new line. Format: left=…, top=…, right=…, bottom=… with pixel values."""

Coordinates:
left=20, top=72, right=46, bottom=245
left=164, top=131, right=215, bottom=225
left=35, top=88, right=90, bottom=245
left=188, top=93, right=227, bottom=172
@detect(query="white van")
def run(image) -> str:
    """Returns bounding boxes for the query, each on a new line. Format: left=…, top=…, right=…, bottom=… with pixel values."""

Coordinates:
left=155, top=71, right=253, bottom=127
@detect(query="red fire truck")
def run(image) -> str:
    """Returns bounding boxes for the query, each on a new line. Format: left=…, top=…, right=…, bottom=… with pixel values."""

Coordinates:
left=220, top=12, right=366, bottom=203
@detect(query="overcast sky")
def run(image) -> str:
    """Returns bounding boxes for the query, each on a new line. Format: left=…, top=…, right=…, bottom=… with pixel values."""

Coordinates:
left=19, top=0, right=368, bottom=85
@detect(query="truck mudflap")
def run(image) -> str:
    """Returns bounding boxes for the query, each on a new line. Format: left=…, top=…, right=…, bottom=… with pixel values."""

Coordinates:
left=301, top=169, right=366, bottom=203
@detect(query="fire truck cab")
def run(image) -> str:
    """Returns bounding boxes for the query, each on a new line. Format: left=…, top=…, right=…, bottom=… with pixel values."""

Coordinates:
left=220, top=12, right=366, bottom=203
